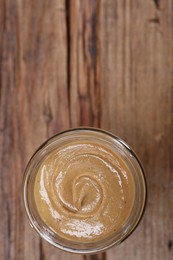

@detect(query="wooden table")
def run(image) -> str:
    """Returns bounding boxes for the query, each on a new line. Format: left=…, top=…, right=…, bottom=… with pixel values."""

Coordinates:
left=0, top=0, right=173, bottom=259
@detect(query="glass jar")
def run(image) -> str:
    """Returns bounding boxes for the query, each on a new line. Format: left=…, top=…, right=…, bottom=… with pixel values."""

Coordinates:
left=23, top=128, right=146, bottom=254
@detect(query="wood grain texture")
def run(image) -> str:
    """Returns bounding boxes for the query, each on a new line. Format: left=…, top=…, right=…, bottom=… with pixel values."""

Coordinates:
left=0, top=0, right=173, bottom=259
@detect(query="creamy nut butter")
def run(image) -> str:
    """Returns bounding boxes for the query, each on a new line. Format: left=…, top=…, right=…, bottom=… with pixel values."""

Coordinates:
left=34, top=141, right=135, bottom=242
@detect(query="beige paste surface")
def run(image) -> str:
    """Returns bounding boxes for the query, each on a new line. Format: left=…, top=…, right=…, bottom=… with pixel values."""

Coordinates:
left=34, top=141, right=135, bottom=242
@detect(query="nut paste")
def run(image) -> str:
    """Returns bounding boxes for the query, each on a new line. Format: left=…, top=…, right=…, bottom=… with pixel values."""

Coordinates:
left=34, top=141, right=135, bottom=242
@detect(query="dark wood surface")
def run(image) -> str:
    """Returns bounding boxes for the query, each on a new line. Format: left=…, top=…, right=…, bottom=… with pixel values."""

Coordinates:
left=0, top=0, right=173, bottom=259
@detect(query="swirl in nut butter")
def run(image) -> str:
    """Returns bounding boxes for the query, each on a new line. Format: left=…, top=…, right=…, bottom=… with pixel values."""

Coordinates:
left=34, top=141, right=135, bottom=242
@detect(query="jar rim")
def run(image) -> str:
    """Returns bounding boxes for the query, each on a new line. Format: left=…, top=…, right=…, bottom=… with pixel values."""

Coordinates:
left=23, top=127, right=147, bottom=254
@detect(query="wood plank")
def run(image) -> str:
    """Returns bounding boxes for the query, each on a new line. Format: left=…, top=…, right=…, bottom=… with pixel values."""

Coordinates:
left=69, top=0, right=101, bottom=128
left=0, top=0, right=70, bottom=259
left=99, top=0, right=173, bottom=259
